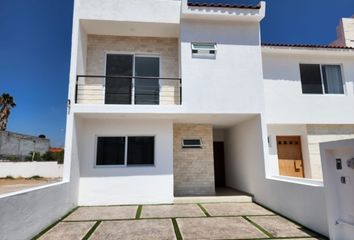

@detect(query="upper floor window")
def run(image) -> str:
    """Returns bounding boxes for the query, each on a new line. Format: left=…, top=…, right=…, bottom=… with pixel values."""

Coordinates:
left=299, top=64, right=344, bottom=94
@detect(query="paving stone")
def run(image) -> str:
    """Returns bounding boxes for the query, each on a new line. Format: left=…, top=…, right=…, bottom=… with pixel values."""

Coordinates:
left=177, top=217, right=267, bottom=239
left=39, top=222, right=95, bottom=240
left=202, top=202, right=274, bottom=216
left=64, top=206, right=137, bottom=221
left=249, top=215, right=315, bottom=238
left=90, top=219, right=176, bottom=240
left=141, top=204, right=205, bottom=218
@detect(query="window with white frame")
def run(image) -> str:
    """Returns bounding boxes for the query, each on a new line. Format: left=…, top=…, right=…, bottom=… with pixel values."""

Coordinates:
left=96, top=136, right=154, bottom=166
left=182, top=138, right=202, bottom=149
left=299, top=64, right=344, bottom=94
left=191, top=43, right=217, bottom=56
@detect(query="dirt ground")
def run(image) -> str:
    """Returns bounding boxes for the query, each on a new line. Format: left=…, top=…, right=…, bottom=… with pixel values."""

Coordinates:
left=0, top=178, right=61, bottom=195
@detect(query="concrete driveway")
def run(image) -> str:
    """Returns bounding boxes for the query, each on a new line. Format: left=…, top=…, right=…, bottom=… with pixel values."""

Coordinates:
left=34, top=202, right=327, bottom=240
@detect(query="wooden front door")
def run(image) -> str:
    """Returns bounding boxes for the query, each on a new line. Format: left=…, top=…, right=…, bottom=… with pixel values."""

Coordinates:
left=276, top=136, right=304, bottom=178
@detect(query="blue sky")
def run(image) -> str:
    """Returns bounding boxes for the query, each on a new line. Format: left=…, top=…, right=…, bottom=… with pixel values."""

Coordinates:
left=1, top=0, right=353, bottom=147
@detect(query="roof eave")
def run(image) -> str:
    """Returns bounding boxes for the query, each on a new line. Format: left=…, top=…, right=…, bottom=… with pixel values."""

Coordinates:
left=181, top=0, right=266, bottom=22
left=261, top=45, right=354, bottom=57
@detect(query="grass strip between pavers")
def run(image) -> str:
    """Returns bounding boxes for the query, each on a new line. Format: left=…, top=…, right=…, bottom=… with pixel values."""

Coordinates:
left=252, top=201, right=328, bottom=240
left=243, top=216, right=274, bottom=238
left=197, top=203, right=211, bottom=217
left=82, top=221, right=101, bottom=240
left=31, top=206, right=79, bottom=240
left=135, top=205, right=143, bottom=219
left=172, top=218, right=183, bottom=240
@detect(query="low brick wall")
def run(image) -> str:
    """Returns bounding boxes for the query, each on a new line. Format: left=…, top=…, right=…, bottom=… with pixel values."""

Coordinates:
left=173, top=124, right=215, bottom=196
left=0, top=162, right=63, bottom=178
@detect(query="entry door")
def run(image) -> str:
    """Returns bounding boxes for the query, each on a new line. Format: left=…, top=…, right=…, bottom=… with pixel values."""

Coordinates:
left=134, top=56, right=160, bottom=105
left=213, top=142, right=225, bottom=187
left=105, top=54, right=133, bottom=104
left=276, top=136, right=305, bottom=178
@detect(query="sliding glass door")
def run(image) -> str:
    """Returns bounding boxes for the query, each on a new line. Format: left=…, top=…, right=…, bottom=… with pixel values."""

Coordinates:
left=105, top=54, right=133, bottom=104
left=105, top=54, right=160, bottom=105
left=135, top=56, right=160, bottom=105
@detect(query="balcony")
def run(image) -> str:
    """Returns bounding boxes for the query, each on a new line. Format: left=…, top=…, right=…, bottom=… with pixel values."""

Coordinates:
left=75, top=75, right=181, bottom=105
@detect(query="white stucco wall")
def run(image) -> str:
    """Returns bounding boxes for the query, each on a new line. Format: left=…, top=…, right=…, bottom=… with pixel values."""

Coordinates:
left=77, top=118, right=174, bottom=205
left=320, top=139, right=354, bottom=240
left=0, top=115, right=81, bottom=240
left=224, top=116, right=328, bottom=236
left=263, top=51, right=354, bottom=124
left=0, top=162, right=63, bottom=178
left=77, top=0, right=180, bottom=24
left=180, top=19, right=264, bottom=114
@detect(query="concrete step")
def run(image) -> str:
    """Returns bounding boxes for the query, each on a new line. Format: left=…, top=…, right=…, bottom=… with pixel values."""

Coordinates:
left=174, top=188, right=253, bottom=204
left=174, top=195, right=253, bottom=204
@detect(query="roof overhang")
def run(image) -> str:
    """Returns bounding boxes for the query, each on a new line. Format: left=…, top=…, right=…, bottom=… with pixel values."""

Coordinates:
left=181, top=0, right=266, bottom=22
left=262, top=44, right=354, bottom=57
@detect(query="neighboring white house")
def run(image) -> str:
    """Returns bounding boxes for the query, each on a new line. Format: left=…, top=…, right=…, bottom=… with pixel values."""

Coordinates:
left=1, top=1, right=354, bottom=239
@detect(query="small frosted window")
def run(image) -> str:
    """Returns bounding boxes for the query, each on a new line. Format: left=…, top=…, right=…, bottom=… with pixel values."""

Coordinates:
left=191, top=43, right=217, bottom=56
left=182, top=139, right=202, bottom=149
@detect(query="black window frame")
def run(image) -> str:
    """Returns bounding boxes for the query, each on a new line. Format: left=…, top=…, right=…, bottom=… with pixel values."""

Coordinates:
left=95, top=136, right=155, bottom=167
left=299, top=64, right=344, bottom=95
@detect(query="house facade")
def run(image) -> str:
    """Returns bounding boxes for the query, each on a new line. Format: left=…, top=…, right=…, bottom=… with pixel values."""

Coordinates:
left=67, top=0, right=354, bottom=204
left=2, top=1, right=354, bottom=239
left=69, top=0, right=268, bottom=206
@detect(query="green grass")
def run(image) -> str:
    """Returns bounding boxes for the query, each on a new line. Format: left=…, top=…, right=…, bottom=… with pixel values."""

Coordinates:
left=27, top=175, right=43, bottom=180
left=172, top=218, right=183, bottom=240
left=243, top=216, right=274, bottom=238
left=82, top=221, right=101, bottom=240
left=197, top=203, right=211, bottom=217
left=135, top=205, right=142, bottom=219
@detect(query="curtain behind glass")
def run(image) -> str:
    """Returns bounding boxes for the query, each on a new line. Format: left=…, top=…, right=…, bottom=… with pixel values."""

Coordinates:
left=322, top=65, right=344, bottom=94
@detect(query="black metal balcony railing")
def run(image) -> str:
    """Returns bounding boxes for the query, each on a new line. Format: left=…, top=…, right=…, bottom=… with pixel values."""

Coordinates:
left=75, top=75, right=182, bottom=105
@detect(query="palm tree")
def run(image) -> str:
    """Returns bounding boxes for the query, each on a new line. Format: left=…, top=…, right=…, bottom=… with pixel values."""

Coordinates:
left=0, top=93, right=16, bottom=131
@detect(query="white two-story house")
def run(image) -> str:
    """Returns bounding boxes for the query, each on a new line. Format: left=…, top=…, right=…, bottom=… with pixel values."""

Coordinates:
left=4, top=1, right=351, bottom=238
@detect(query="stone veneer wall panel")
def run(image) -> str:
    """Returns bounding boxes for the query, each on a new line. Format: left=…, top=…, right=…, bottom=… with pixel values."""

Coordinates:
left=173, top=124, right=215, bottom=196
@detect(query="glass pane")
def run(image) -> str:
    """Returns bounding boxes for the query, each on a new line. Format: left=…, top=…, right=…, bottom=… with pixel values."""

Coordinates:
left=96, top=137, right=125, bottom=165
left=192, top=43, right=216, bottom=50
left=135, top=57, right=160, bottom=105
left=322, top=65, right=344, bottom=94
left=300, top=64, right=323, bottom=94
left=105, top=54, right=133, bottom=104
left=127, top=137, right=154, bottom=165
left=182, top=139, right=202, bottom=148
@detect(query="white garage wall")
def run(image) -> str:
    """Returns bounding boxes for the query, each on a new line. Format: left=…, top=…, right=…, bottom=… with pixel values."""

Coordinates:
left=77, top=118, right=174, bottom=205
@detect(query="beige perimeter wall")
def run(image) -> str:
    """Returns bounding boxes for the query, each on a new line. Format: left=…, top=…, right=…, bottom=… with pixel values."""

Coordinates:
left=77, top=35, right=180, bottom=104
left=173, top=124, right=215, bottom=196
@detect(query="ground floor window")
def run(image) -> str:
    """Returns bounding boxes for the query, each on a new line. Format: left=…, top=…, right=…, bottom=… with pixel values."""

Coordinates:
left=96, top=136, right=155, bottom=166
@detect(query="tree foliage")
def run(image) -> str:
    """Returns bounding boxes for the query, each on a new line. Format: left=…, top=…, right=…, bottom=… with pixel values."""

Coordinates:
left=0, top=93, right=16, bottom=131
